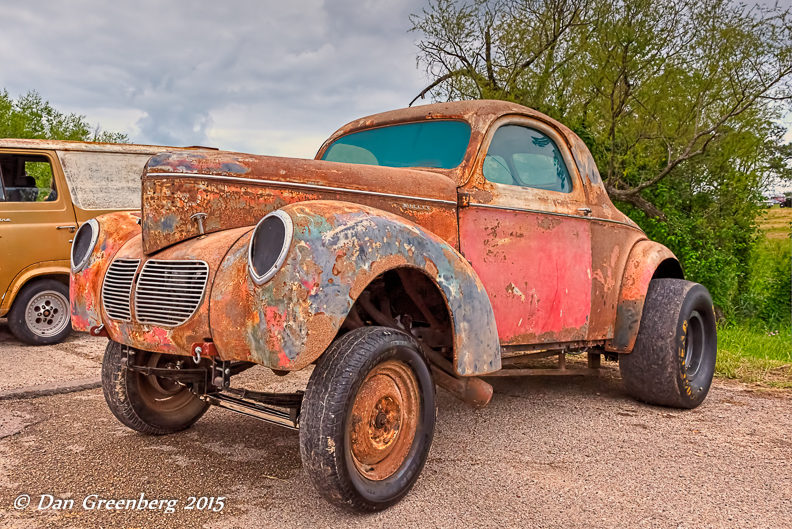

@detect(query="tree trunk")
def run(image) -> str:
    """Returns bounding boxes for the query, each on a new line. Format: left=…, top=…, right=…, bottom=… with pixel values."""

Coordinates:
left=606, top=186, right=668, bottom=221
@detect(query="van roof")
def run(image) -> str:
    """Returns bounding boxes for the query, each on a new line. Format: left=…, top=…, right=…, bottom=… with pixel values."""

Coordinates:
left=0, top=138, right=220, bottom=155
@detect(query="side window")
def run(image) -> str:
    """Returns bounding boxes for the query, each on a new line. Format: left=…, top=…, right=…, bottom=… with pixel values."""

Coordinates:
left=483, top=125, right=573, bottom=193
left=0, top=154, right=57, bottom=202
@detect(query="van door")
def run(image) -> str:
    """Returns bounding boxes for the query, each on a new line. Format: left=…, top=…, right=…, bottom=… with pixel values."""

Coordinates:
left=0, top=150, right=76, bottom=307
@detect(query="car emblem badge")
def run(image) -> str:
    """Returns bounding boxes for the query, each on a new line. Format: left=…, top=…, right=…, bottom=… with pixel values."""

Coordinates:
left=190, top=212, right=208, bottom=235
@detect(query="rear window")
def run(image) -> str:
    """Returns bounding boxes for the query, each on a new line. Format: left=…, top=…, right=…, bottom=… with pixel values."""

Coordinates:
left=322, top=120, right=471, bottom=169
left=57, top=151, right=152, bottom=210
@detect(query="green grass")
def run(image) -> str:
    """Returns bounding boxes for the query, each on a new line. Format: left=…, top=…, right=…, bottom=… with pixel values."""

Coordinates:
left=712, top=206, right=791, bottom=387
left=716, top=324, right=792, bottom=387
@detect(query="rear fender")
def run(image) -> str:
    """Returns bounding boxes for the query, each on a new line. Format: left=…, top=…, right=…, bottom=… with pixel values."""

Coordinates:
left=210, top=200, right=501, bottom=376
left=605, top=240, right=681, bottom=352
left=70, top=212, right=141, bottom=332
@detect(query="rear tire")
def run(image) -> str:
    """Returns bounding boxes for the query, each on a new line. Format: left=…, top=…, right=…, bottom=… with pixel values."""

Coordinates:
left=620, top=279, right=717, bottom=409
left=8, top=279, right=72, bottom=346
left=299, top=327, right=436, bottom=512
left=102, top=340, right=208, bottom=435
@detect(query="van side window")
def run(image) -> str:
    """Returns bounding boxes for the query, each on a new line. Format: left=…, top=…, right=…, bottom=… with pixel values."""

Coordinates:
left=483, top=125, right=573, bottom=193
left=0, top=154, right=57, bottom=202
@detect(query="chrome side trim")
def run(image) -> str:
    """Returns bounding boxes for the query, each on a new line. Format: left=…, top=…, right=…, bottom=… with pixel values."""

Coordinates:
left=145, top=172, right=457, bottom=206
left=466, top=202, right=640, bottom=229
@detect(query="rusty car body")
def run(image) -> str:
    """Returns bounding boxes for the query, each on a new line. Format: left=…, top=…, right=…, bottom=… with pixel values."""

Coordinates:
left=70, top=100, right=717, bottom=512
left=0, top=139, right=216, bottom=345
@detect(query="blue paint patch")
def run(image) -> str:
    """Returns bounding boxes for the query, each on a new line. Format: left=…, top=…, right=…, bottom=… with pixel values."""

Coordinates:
left=146, top=153, right=208, bottom=172
left=221, top=200, right=501, bottom=375
left=159, top=214, right=178, bottom=232
left=220, top=162, right=249, bottom=174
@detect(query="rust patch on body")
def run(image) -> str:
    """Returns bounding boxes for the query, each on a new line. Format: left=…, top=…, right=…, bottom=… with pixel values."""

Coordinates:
left=70, top=212, right=141, bottom=332
left=210, top=201, right=500, bottom=375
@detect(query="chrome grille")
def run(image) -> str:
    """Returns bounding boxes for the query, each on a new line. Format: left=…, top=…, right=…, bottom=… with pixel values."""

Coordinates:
left=134, top=260, right=209, bottom=327
left=102, top=259, right=140, bottom=322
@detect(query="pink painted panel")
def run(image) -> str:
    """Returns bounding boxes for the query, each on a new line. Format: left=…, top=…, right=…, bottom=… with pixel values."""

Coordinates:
left=459, top=207, right=592, bottom=344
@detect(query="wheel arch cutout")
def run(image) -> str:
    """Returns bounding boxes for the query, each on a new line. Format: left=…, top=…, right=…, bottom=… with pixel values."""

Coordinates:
left=605, top=240, right=684, bottom=353
left=210, top=200, right=502, bottom=376
left=1, top=264, right=70, bottom=317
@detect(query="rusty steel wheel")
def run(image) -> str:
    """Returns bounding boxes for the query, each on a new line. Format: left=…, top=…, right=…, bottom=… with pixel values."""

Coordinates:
left=299, top=327, right=436, bottom=512
left=349, top=359, right=420, bottom=481
left=102, top=341, right=208, bottom=435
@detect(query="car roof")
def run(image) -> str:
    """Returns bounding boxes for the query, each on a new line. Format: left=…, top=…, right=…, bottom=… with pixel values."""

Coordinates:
left=325, top=100, right=569, bottom=140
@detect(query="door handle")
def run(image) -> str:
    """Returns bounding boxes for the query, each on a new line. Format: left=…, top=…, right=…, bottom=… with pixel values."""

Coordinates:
left=577, top=208, right=592, bottom=217
left=57, top=225, right=77, bottom=232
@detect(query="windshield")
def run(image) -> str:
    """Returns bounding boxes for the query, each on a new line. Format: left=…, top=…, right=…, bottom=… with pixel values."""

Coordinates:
left=321, top=120, right=471, bottom=169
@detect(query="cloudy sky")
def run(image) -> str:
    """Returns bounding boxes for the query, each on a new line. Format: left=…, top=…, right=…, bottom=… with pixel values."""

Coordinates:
left=1, top=0, right=791, bottom=179
left=0, top=0, right=432, bottom=158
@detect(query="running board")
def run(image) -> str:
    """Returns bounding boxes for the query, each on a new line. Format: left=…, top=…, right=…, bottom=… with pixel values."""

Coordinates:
left=200, top=393, right=299, bottom=430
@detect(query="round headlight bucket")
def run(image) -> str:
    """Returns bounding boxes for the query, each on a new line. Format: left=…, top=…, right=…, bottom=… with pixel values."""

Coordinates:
left=71, top=219, right=99, bottom=272
left=248, top=210, right=293, bottom=285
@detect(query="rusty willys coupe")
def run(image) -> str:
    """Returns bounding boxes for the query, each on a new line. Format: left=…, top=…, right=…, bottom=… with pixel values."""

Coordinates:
left=71, top=100, right=717, bottom=512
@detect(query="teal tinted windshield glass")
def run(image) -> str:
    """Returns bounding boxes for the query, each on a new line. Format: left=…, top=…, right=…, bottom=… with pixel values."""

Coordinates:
left=322, top=121, right=471, bottom=169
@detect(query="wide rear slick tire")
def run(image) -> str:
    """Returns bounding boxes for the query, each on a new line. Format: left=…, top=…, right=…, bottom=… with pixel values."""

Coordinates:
left=620, top=279, right=718, bottom=409
left=299, top=327, right=436, bottom=512
left=102, top=340, right=209, bottom=435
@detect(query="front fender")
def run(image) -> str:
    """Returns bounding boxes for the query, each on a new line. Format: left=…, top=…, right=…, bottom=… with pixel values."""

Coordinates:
left=605, top=240, right=680, bottom=352
left=70, top=212, right=141, bottom=332
left=211, top=200, right=501, bottom=376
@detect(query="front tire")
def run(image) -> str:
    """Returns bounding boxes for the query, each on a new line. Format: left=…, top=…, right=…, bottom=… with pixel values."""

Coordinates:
left=620, top=279, right=717, bottom=409
left=8, top=279, right=72, bottom=345
left=102, top=341, right=209, bottom=435
left=299, top=327, right=436, bottom=512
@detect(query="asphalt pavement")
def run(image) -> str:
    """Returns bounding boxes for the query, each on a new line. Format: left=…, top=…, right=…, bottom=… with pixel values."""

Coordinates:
left=0, top=322, right=790, bottom=528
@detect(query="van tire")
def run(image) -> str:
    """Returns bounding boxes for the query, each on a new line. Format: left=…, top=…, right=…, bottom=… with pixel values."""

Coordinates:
left=7, top=279, right=72, bottom=346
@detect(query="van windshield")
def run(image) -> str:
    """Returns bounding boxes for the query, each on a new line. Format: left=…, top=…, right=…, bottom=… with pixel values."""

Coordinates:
left=321, top=120, right=471, bottom=169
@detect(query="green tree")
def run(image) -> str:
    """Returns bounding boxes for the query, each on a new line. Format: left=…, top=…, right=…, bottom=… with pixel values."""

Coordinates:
left=410, top=0, right=792, bottom=320
left=0, top=89, right=129, bottom=143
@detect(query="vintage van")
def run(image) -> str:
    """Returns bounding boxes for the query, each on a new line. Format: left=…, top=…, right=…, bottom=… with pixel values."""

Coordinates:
left=0, top=139, right=212, bottom=345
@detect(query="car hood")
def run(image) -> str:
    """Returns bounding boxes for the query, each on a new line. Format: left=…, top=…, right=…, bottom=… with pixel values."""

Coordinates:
left=140, top=151, right=459, bottom=254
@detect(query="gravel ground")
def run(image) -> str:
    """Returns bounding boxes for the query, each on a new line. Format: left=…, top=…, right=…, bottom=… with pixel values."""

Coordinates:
left=0, top=320, right=104, bottom=392
left=0, top=332, right=790, bottom=528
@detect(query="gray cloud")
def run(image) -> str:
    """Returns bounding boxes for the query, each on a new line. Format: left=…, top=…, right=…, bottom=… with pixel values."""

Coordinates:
left=0, top=0, right=431, bottom=156
left=6, top=0, right=787, bottom=158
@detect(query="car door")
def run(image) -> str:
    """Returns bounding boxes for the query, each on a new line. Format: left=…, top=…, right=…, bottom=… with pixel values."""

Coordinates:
left=0, top=150, right=76, bottom=304
left=458, top=117, right=593, bottom=346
